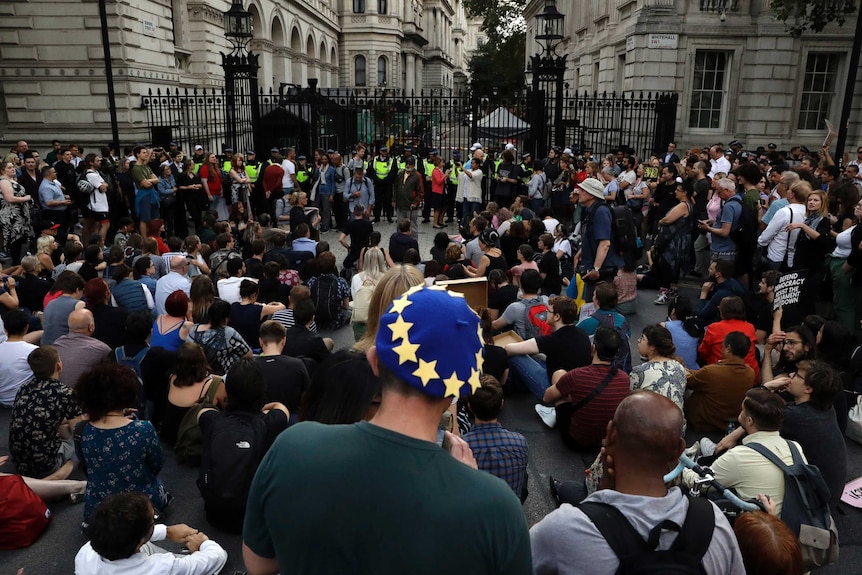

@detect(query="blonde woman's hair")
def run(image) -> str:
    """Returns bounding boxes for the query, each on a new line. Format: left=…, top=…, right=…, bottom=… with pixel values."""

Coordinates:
left=290, top=191, right=307, bottom=205
left=354, top=265, right=423, bottom=353
left=361, top=247, right=387, bottom=281
left=36, top=235, right=55, bottom=254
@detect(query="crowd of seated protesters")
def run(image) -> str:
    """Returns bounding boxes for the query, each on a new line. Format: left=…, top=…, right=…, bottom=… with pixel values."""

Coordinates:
left=2, top=140, right=862, bottom=573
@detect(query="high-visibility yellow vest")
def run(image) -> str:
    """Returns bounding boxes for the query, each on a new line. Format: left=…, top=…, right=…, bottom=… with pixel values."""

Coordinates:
left=397, top=156, right=410, bottom=171
left=519, top=162, right=532, bottom=185
left=373, top=157, right=393, bottom=179
left=494, top=159, right=502, bottom=174
left=296, top=168, right=309, bottom=183
left=193, top=162, right=203, bottom=174
left=246, top=162, right=259, bottom=183
left=449, top=164, right=461, bottom=184
left=222, top=160, right=232, bottom=173
left=424, top=160, right=434, bottom=179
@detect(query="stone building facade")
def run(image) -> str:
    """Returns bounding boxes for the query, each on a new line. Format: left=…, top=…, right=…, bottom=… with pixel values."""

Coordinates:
left=524, top=0, right=862, bottom=152
left=0, top=0, right=484, bottom=148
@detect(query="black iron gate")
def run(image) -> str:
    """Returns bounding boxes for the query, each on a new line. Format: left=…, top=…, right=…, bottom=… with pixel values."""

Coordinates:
left=142, top=84, right=677, bottom=161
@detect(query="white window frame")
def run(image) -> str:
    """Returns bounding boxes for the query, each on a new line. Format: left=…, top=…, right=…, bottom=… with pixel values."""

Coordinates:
left=796, top=51, right=842, bottom=134
left=687, top=49, right=732, bottom=131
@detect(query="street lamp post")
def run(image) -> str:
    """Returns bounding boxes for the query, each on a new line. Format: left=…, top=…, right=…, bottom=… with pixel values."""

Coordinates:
left=221, top=0, right=261, bottom=155
left=528, top=0, right=567, bottom=157
left=98, top=0, right=120, bottom=155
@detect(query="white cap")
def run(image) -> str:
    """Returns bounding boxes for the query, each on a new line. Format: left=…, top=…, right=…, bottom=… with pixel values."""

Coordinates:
left=470, top=142, right=483, bottom=151
left=194, top=144, right=203, bottom=151
left=505, top=143, right=515, bottom=150
left=563, top=147, right=573, bottom=156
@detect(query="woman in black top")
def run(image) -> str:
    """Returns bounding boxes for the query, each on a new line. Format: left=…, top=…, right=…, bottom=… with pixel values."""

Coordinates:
left=465, top=228, right=507, bottom=278
left=229, top=280, right=285, bottom=351
left=487, top=269, right=519, bottom=320
left=175, top=158, right=204, bottom=229
left=786, top=187, right=835, bottom=318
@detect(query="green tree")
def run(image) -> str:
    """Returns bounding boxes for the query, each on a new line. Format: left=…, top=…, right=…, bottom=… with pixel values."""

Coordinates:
left=464, top=0, right=526, bottom=46
left=468, top=34, right=526, bottom=98
left=770, top=0, right=857, bottom=35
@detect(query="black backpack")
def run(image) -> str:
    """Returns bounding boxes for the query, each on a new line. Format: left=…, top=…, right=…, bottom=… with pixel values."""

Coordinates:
left=197, top=412, right=267, bottom=515
left=746, top=441, right=839, bottom=569
left=579, top=494, right=714, bottom=574
left=598, top=311, right=633, bottom=372
left=73, top=172, right=96, bottom=209
left=595, top=203, right=641, bottom=265
left=311, top=274, right=341, bottom=326
left=726, top=196, right=758, bottom=268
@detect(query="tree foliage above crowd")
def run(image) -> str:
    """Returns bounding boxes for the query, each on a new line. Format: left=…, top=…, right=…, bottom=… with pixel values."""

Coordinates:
left=464, top=0, right=527, bottom=46
left=770, top=0, right=858, bottom=36
left=468, top=34, right=526, bottom=97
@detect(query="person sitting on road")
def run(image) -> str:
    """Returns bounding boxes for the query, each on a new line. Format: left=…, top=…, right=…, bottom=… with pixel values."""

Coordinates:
left=685, top=331, right=755, bottom=433
left=698, top=296, right=760, bottom=385
left=576, top=281, right=628, bottom=338
left=463, top=376, right=529, bottom=502
left=538, top=326, right=631, bottom=450
left=532, top=390, right=745, bottom=575
left=75, top=492, right=228, bottom=575
left=491, top=269, right=549, bottom=340
left=9, top=345, right=84, bottom=480
left=682, top=388, right=804, bottom=517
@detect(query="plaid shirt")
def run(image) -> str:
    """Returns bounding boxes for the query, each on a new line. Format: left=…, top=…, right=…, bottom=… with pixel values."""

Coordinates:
left=463, top=422, right=529, bottom=496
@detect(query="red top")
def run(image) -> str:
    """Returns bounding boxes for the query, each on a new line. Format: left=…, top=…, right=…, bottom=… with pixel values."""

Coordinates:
left=698, top=318, right=760, bottom=385
left=199, top=164, right=222, bottom=196
left=555, top=364, right=631, bottom=447
left=431, top=167, right=446, bottom=194
left=263, top=163, right=285, bottom=193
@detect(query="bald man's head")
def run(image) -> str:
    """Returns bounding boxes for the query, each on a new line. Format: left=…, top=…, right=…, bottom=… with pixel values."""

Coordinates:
left=170, top=255, right=189, bottom=272
left=68, top=308, right=95, bottom=334
left=608, top=390, right=685, bottom=468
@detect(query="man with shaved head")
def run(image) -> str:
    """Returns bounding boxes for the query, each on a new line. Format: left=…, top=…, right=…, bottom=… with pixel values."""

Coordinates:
left=52, top=308, right=111, bottom=388
left=154, top=254, right=192, bottom=315
left=531, top=391, right=745, bottom=575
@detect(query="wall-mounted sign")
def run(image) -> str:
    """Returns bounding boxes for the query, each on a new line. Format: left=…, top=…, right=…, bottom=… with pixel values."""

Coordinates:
left=648, top=34, right=678, bottom=49
left=626, top=36, right=635, bottom=52
left=143, top=20, right=157, bottom=38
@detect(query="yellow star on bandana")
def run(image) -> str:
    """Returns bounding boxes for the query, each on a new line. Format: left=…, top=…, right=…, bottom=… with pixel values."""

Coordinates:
left=388, top=315, right=414, bottom=342
left=389, top=296, right=412, bottom=315
left=474, top=349, right=484, bottom=373
left=442, top=371, right=464, bottom=397
left=406, top=284, right=426, bottom=295
left=412, top=359, right=439, bottom=387
left=392, top=336, right=420, bottom=365
left=467, top=368, right=482, bottom=392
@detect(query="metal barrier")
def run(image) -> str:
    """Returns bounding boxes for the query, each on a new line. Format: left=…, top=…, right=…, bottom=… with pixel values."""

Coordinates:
left=142, top=84, right=678, bottom=161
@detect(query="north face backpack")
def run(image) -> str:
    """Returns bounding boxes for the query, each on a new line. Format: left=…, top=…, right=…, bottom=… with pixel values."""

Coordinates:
left=522, top=297, right=554, bottom=340
left=746, top=441, right=839, bottom=569
left=197, top=411, right=267, bottom=530
left=579, top=494, right=714, bottom=574
left=311, top=274, right=341, bottom=326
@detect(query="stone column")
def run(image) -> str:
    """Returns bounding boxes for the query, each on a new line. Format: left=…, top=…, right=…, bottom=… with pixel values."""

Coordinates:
left=415, top=57, right=424, bottom=92
left=406, top=53, right=416, bottom=94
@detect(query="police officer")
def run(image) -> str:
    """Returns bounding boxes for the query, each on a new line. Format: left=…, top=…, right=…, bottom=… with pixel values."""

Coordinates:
left=221, top=148, right=234, bottom=173
left=295, top=155, right=313, bottom=194
left=519, top=152, right=533, bottom=197
left=446, top=150, right=462, bottom=223
left=192, top=145, right=206, bottom=172
left=370, top=146, right=396, bottom=223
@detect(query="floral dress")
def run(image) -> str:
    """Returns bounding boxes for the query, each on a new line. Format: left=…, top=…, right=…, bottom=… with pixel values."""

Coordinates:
left=80, top=420, right=169, bottom=523
left=629, top=358, right=688, bottom=432
left=0, top=178, right=32, bottom=249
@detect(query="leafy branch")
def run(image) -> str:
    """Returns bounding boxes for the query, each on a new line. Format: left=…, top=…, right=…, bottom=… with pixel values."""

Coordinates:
left=770, top=0, right=858, bottom=36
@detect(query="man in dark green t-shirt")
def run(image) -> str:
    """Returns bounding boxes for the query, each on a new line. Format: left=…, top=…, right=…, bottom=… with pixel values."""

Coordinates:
left=243, top=286, right=532, bottom=575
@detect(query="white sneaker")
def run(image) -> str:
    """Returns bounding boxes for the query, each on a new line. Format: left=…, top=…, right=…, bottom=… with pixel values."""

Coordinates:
left=654, top=292, right=668, bottom=305
left=534, top=404, right=557, bottom=428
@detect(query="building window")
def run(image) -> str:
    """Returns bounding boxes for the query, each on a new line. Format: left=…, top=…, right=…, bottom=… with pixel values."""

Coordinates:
left=378, top=0, right=387, bottom=14
left=798, top=53, right=840, bottom=131
left=377, top=56, right=387, bottom=86
left=355, top=55, right=366, bottom=86
left=353, top=0, right=365, bottom=13
left=689, top=50, right=728, bottom=129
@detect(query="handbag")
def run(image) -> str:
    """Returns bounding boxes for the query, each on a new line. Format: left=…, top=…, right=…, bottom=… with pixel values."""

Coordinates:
left=174, top=375, right=222, bottom=465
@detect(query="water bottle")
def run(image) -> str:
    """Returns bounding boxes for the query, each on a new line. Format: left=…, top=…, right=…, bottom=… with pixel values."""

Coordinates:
left=725, top=419, right=735, bottom=436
